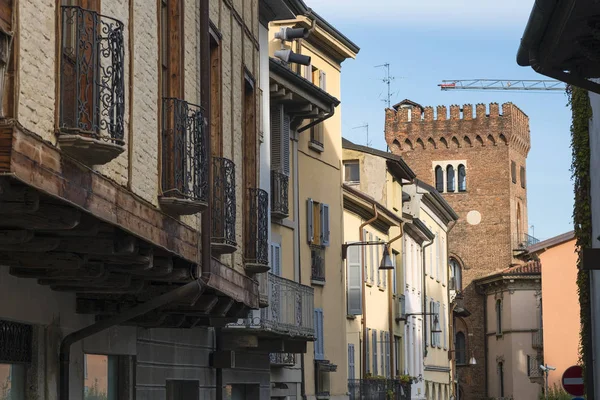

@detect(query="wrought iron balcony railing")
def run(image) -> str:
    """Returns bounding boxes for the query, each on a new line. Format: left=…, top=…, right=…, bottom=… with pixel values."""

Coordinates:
left=245, top=188, right=269, bottom=272
left=270, top=352, right=296, bottom=367
left=212, top=157, right=236, bottom=254
left=527, top=354, right=544, bottom=378
left=257, top=272, right=268, bottom=308
left=532, top=329, right=543, bottom=349
left=311, top=246, right=325, bottom=284
left=160, top=98, right=208, bottom=215
left=513, top=232, right=540, bottom=251
left=59, top=6, right=125, bottom=165
left=271, top=171, right=289, bottom=219
left=227, top=273, right=315, bottom=339
left=348, top=379, right=411, bottom=400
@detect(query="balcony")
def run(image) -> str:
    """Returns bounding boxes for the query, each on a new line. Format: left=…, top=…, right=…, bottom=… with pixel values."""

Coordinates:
left=159, top=98, right=208, bottom=215
left=348, top=379, right=411, bottom=400
left=244, top=188, right=269, bottom=273
left=59, top=6, right=125, bottom=166
left=212, top=157, right=236, bottom=254
left=271, top=171, right=289, bottom=219
left=527, top=354, right=544, bottom=380
left=311, top=246, right=325, bottom=285
left=532, top=329, right=543, bottom=349
left=227, top=273, right=315, bottom=341
left=270, top=352, right=296, bottom=367
left=513, top=232, right=540, bottom=253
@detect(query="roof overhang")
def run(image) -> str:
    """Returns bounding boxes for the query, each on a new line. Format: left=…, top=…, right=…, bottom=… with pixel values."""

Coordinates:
left=343, top=184, right=403, bottom=233
left=259, top=0, right=308, bottom=25
left=516, top=0, right=600, bottom=94
left=404, top=218, right=435, bottom=244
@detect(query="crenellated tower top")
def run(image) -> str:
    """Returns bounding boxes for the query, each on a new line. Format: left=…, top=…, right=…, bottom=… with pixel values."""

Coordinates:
left=385, top=102, right=531, bottom=157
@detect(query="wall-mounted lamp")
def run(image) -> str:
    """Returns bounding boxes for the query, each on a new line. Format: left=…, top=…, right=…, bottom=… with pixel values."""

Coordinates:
left=275, top=27, right=310, bottom=41
left=469, top=356, right=477, bottom=366
left=274, top=49, right=311, bottom=66
left=342, top=241, right=392, bottom=271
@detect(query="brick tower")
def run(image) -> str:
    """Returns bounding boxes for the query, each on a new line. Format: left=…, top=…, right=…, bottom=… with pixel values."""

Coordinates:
left=385, top=101, right=531, bottom=400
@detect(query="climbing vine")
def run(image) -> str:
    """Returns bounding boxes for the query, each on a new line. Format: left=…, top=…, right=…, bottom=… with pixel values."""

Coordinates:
left=568, top=85, right=593, bottom=381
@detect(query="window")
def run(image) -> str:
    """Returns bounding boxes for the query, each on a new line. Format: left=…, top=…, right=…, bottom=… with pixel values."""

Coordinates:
left=380, top=331, right=385, bottom=377
left=310, top=123, right=324, bottom=149
left=347, top=245, right=363, bottom=315
left=84, top=354, right=132, bottom=400
left=348, top=344, right=355, bottom=380
left=520, top=166, right=526, bottom=188
left=435, top=234, right=441, bottom=280
left=458, top=164, right=466, bottom=192
left=435, top=166, right=444, bottom=192
left=496, top=299, right=503, bottom=335
left=311, top=246, right=325, bottom=283
left=0, top=364, right=25, bottom=400
left=455, top=332, right=466, bottom=364
left=511, top=161, right=517, bottom=184
left=314, top=308, right=324, bottom=360
left=271, top=105, right=291, bottom=175
left=306, top=199, right=330, bottom=247
left=446, top=165, right=455, bottom=192
left=385, top=332, right=390, bottom=378
left=394, top=336, right=401, bottom=377
left=344, top=161, right=360, bottom=183
left=372, top=330, right=378, bottom=376
left=270, top=243, right=281, bottom=276
left=498, top=362, right=505, bottom=398
left=449, top=258, right=462, bottom=291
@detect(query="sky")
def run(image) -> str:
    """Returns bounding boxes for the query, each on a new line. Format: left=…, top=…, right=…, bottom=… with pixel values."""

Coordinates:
left=305, top=0, right=574, bottom=241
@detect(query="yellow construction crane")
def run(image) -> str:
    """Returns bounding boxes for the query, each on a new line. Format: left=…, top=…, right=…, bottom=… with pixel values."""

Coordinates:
left=438, top=79, right=566, bottom=92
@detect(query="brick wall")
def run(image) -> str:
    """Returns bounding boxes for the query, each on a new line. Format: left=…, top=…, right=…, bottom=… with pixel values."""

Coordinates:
left=385, top=102, right=531, bottom=400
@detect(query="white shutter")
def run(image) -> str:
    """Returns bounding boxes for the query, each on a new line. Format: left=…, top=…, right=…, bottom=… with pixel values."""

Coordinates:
left=347, top=246, right=363, bottom=315
left=307, top=199, right=314, bottom=244
left=392, top=253, right=396, bottom=294
left=436, top=234, right=441, bottom=280
left=322, top=204, right=330, bottom=246
left=429, top=300, right=434, bottom=347
left=436, top=302, right=441, bottom=347
left=372, top=330, right=378, bottom=375
left=380, top=331, right=384, bottom=377
left=386, top=332, right=390, bottom=378
left=319, top=70, right=327, bottom=90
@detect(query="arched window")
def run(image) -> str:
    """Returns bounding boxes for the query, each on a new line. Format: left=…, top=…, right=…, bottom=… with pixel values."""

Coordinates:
left=435, top=166, right=444, bottom=192
left=496, top=299, right=503, bottom=335
left=458, top=164, right=466, bottom=192
left=449, top=258, right=462, bottom=291
left=455, top=332, right=466, bottom=365
left=447, top=165, right=455, bottom=192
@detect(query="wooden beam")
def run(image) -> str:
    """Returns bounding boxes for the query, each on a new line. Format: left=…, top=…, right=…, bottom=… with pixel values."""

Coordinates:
left=11, top=262, right=105, bottom=280
left=0, top=184, right=39, bottom=214
left=212, top=297, right=234, bottom=317
left=221, top=334, right=258, bottom=349
left=0, top=236, right=60, bottom=252
left=0, top=251, right=86, bottom=269
left=56, top=237, right=137, bottom=256
left=0, top=204, right=80, bottom=230
left=51, top=279, right=146, bottom=294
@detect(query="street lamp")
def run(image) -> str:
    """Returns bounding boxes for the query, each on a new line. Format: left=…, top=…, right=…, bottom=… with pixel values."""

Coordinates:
left=539, top=364, right=556, bottom=400
left=342, top=241, right=396, bottom=270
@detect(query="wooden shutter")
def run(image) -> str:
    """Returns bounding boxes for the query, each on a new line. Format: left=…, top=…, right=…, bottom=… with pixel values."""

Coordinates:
left=314, top=308, right=324, bottom=360
left=347, top=246, right=363, bottom=315
left=348, top=344, right=355, bottom=379
left=270, top=105, right=282, bottom=172
left=321, top=204, right=330, bottom=246
left=307, top=198, right=314, bottom=244
left=282, top=114, right=290, bottom=176
left=366, top=328, right=370, bottom=373
left=372, top=330, right=378, bottom=376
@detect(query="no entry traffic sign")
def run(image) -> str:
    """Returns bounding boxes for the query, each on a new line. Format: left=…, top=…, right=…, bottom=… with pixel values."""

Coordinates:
left=562, top=365, right=584, bottom=396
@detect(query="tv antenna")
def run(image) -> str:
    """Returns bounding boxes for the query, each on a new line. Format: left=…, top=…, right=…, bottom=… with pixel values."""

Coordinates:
left=375, top=63, right=398, bottom=109
left=353, top=123, right=370, bottom=147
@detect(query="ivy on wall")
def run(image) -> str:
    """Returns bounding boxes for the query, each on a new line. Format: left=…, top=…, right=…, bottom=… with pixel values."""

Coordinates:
left=568, top=85, right=593, bottom=379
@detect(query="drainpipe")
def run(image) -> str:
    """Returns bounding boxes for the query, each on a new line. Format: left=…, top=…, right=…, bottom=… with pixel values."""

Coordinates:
left=386, top=227, right=403, bottom=379
left=421, top=239, right=433, bottom=360
left=59, top=279, right=204, bottom=400
left=297, top=103, right=336, bottom=134
left=360, top=205, right=378, bottom=378
left=198, top=2, right=218, bottom=399
left=483, top=292, right=488, bottom=397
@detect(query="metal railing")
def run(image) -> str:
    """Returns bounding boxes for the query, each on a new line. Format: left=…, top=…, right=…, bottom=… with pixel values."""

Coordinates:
left=270, top=352, right=296, bottom=367
left=245, top=188, right=269, bottom=266
left=527, top=354, right=544, bottom=378
left=60, top=6, right=125, bottom=143
left=161, top=98, right=207, bottom=203
left=348, top=379, right=411, bottom=400
left=532, top=329, right=543, bottom=349
left=513, top=232, right=540, bottom=250
left=212, top=157, right=236, bottom=248
left=271, top=171, right=289, bottom=219
left=311, top=246, right=325, bottom=282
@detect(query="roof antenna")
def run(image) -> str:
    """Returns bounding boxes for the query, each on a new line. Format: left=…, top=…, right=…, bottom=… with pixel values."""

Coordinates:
left=353, top=123, right=370, bottom=147
left=375, top=63, right=395, bottom=109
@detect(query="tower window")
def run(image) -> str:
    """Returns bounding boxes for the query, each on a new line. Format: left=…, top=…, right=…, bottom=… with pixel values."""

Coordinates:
left=496, top=299, right=503, bottom=335
left=447, top=165, right=455, bottom=192
left=520, top=166, right=526, bottom=189
left=435, top=166, right=444, bottom=192
left=511, top=161, right=517, bottom=184
left=458, top=164, right=466, bottom=192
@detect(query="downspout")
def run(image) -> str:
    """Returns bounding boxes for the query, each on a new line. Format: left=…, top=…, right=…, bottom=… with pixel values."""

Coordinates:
left=421, top=239, right=433, bottom=360
left=297, top=103, right=336, bottom=134
left=387, top=227, right=403, bottom=379
left=199, top=1, right=217, bottom=399
left=360, top=205, right=379, bottom=378
left=59, top=279, right=204, bottom=400
left=483, top=292, right=488, bottom=397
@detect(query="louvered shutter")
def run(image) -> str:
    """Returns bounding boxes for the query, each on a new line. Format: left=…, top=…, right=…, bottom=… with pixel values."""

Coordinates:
left=366, top=328, right=370, bottom=373
left=319, top=70, right=327, bottom=90
left=380, top=331, right=384, bottom=377
left=307, top=199, right=314, bottom=244
left=348, top=344, right=355, bottom=379
left=270, top=106, right=283, bottom=172
left=322, top=204, right=330, bottom=246
left=429, top=300, right=434, bottom=347
left=347, top=246, right=363, bottom=315
left=282, top=114, right=290, bottom=176
left=372, top=330, right=378, bottom=375
left=363, top=229, right=368, bottom=282
left=376, top=236, right=381, bottom=286
left=385, top=332, right=390, bottom=378
left=271, top=243, right=281, bottom=276
left=369, top=233, right=374, bottom=284
left=314, top=308, right=324, bottom=360
left=443, top=304, right=447, bottom=349
left=437, top=302, right=442, bottom=347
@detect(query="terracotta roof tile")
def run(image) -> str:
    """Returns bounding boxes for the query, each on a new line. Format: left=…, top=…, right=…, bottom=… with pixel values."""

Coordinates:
left=501, top=260, right=541, bottom=275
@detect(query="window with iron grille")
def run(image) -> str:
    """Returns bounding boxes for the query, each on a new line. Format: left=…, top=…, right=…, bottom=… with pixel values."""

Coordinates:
left=311, top=246, right=325, bottom=283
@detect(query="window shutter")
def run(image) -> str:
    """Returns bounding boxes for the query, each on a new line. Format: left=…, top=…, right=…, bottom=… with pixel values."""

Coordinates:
left=271, top=243, right=281, bottom=276
left=436, top=234, right=440, bottom=280
left=429, top=300, right=434, bottom=347
left=372, top=330, right=378, bottom=375
left=380, top=331, right=384, bottom=377
left=307, top=198, right=314, bottom=244
left=436, top=302, right=441, bottom=347
left=443, top=304, right=447, bottom=349
left=347, top=246, right=363, bottom=315
left=322, top=204, right=330, bottom=246
left=314, top=308, right=324, bottom=360
left=348, top=344, right=355, bottom=380
left=386, top=332, right=390, bottom=378
left=369, top=233, right=374, bottom=284
left=319, top=70, right=327, bottom=90
left=392, top=254, right=397, bottom=294
left=282, top=114, right=290, bottom=176
left=366, top=328, right=371, bottom=374
left=363, top=229, right=368, bottom=282
left=270, top=105, right=283, bottom=172
left=376, top=236, right=381, bottom=286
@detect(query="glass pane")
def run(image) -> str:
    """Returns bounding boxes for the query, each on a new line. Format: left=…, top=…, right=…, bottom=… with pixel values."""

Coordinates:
left=0, top=364, right=25, bottom=400
left=84, top=354, right=110, bottom=400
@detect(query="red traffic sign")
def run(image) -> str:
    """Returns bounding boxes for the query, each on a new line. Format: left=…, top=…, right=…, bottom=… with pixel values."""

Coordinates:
left=562, top=365, right=584, bottom=396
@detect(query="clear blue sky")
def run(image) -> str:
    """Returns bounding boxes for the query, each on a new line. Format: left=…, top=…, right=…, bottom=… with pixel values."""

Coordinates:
left=306, top=0, right=574, bottom=241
